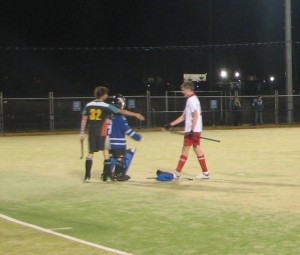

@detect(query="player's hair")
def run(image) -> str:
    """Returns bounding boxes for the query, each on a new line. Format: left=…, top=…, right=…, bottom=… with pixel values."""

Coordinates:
left=181, top=81, right=195, bottom=91
left=94, top=86, right=109, bottom=98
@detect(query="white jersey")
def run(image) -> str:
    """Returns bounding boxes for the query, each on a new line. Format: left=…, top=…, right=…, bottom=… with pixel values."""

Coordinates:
left=183, top=94, right=202, bottom=132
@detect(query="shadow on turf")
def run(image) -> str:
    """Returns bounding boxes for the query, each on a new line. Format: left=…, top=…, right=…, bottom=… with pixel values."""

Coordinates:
left=126, top=179, right=254, bottom=193
left=210, top=179, right=300, bottom=188
left=80, top=177, right=300, bottom=193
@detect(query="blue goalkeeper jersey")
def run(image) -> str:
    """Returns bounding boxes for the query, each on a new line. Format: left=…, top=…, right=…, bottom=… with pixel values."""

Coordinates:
left=110, top=114, right=141, bottom=150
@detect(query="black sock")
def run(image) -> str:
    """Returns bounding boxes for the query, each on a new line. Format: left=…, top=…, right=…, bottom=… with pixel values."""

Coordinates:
left=85, top=158, right=92, bottom=179
left=103, top=159, right=112, bottom=178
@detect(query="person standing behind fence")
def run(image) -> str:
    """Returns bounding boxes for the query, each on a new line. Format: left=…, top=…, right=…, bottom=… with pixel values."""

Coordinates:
left=80, top=86, right=145, bottom=183
left=232, top=97, right=242, bottom=126
left=164, top=81, right=209, bottom=179
left=252, top=95, right=264, bottom=125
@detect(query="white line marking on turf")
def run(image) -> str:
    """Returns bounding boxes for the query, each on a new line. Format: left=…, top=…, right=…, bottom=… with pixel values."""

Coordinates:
left=0, top=214, right=133, bottom=255
left=49, top=227, right=72, bottom=231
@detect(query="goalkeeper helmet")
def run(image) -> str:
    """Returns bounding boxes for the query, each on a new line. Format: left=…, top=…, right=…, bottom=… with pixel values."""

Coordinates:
left=111, top=94, right=126, bottom=109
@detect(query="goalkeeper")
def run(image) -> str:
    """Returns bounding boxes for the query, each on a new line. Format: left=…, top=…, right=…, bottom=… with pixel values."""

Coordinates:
left=109, top=94, right=142, bottom=181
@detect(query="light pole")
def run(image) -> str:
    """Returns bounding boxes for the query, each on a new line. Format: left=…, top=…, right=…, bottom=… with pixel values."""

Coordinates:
left=285, top=0, right=293, bottom=123
left=220, top=70, right=229, bottom=125
left=270, top=76, right=275, bottom=94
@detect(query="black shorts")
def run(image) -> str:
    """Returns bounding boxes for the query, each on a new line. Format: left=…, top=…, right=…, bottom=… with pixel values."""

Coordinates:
left=88, top=128, right=110, bottom=152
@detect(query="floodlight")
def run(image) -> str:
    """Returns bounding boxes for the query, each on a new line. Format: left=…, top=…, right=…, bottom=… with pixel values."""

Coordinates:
left=220, top=70, right=228, bottom=79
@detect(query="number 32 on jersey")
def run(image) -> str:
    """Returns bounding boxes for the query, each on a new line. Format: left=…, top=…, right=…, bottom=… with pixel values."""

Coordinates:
left=89, top=108, right=102, bottom=120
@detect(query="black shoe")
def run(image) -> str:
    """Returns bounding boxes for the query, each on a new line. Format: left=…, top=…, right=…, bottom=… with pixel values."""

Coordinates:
left=101, top=173, right=107, bottom=182
left=101, top=172, right=115, bottom=182
left=116, top=174, right=131, bottom=181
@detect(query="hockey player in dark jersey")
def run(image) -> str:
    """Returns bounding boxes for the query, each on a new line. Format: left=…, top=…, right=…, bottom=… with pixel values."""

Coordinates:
left=109, top=94, right=142, bottom=181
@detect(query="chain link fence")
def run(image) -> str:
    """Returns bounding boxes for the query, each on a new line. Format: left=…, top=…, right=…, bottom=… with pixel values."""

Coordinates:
left=0, top=91, right=299, bottom=133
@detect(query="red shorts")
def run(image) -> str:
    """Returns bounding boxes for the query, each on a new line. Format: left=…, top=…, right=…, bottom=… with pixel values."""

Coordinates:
left=184, top=132, right=201, bottom=147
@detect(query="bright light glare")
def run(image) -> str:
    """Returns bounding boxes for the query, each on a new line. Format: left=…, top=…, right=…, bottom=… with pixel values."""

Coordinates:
left=220, top=70, right=228, bottom=79
left=235, top=72, right=240, bottom=78
left=270, top=76, right=275, bottom=82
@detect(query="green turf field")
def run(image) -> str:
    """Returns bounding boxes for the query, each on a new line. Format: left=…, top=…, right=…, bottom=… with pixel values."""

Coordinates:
left=1, top=128, right=300, bottom=255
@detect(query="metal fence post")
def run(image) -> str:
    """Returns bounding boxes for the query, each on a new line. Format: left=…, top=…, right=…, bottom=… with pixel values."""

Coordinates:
left=0, top=92, right=3, bottom=133
left=49, top=92, right=55, bottom=131
left=274, top=90, right=279, bottom=124
left=220, top=91, right=224, bottom=125
left=165, top=90, right=168, bottom=124
left=146, top=90, right=151, bottom=128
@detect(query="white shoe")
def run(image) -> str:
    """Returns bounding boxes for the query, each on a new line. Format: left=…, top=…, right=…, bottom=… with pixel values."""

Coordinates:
left=173, top=170, right=181, bottom=178
left=195, top=173, right=210, bottom=179
left=83, top=177, right=91, bottom=183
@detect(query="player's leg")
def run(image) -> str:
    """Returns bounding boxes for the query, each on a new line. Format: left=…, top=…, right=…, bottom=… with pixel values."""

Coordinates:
left=84, top=153, right=94, bottom=182
left=101, top=136, right=114, bottom=182
left=111, top=149, right=130, bottom=181
left=193, top=144, right=209, bottom=179
left=174, top=144, right=190, bottom=177
left=115, top=155, right=125, bottom=176
left=123, top=148, right=136, bottom=174
left=102, top=149, right=113, bottom=181
left=110, top=149, right=124, bottom=177
left=84, top=132, right=97, bottom=182
left=110, top=149, right=117, bottom=173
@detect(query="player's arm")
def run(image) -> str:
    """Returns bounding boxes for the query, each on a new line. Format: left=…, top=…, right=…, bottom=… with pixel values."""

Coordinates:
left=80, top=115, right=88, bottom=142
left=164, top=114, right=185, bottom=130
left=120, top=117, right=142, bottom=141
left=118, top=109, right=145, bottom=121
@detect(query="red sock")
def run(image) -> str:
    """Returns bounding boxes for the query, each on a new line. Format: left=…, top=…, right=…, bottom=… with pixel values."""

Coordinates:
left=176, top=155, right=187, bottom=172
left=197, top=154, right=208, bottom=173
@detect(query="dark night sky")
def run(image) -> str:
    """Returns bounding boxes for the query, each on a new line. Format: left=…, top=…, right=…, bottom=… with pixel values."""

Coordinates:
left=0, top=0, right=300, bottom=96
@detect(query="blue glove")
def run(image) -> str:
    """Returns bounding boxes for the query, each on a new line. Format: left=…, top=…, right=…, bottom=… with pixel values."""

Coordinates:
left=132, top=133, right=142, bottom=141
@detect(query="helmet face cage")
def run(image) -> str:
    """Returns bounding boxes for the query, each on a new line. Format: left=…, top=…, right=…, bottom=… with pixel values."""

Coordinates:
left=112, top=94, right=126, bottom=109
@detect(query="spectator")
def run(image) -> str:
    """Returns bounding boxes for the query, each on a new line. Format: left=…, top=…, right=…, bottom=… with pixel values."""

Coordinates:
left=252, top=95, right=264, bottom=125
left=232, top=97, right=242, bottom=126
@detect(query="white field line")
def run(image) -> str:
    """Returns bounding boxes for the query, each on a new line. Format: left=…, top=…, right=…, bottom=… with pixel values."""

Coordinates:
left=0, top=214, right=134, bottom=255
left=49, top=227, right=72, bottom=231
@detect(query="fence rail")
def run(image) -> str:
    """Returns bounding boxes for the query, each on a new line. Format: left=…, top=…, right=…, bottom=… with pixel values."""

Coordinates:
left=0, top=91, right=300, bottom=133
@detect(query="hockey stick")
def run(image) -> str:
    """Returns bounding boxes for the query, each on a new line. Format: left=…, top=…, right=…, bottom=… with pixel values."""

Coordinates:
left=169, top=129, right=221, bottom=143
left=146, top=177, right=194, bottom=181
left=80, top=141, right=84, bottom=159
